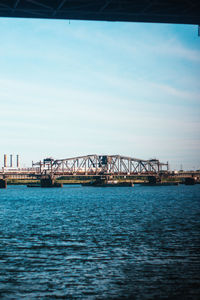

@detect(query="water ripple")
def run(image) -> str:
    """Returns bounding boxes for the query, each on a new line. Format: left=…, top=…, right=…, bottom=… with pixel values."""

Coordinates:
left=0, top=184, right=200, bottom=299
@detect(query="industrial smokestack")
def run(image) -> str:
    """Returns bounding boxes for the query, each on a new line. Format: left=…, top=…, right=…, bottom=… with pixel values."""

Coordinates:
left=10, top=154, right=13, bottom=168
left=4, top=154, right=7, bottom=168
left=16, top=155, right=19, bottom=168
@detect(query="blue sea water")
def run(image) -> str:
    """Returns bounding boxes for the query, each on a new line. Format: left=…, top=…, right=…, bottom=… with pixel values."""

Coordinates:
left=0, top=184, right=200, bottom=299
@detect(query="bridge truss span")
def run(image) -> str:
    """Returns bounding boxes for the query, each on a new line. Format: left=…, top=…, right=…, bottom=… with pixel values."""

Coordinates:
left=35, top=154, right=169, bottom=176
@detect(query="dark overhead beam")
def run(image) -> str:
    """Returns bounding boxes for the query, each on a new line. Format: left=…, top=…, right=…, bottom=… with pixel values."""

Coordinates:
left=13, top=0, right=20, bottom=9
left=0, top=0, right=199, bottom=25
left=52, top=0, right=68, bottom=16
left=26, top=0, right=53, bottom=10
left=20, top=8, right=46, bottom=16
left=141, top=0, right=155, bottom=14
left=99, top=0, right=113, bottom=13
left=181, top=2, right=198, bottom=14
left=0, top=3, right=11, bottom=9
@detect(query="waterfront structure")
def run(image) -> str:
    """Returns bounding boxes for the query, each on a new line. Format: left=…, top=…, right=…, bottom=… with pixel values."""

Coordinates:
left=4, top=154, right=7, bottom=168
left=33, top=154, right=169, bottom=175
left=0, top=154, right=199, bottom=183
left=10, top=154, right=13, bottom=168
left=16, top=155, right=20, bottom=168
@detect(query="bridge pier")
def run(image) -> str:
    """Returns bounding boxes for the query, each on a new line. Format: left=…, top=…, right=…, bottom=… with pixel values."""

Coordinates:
left=148, top=176, right=161, bottom=184
left=40, top=175, right=62, bottom=188
left=0, top=179, right=7, bottom=189
left=184, top=177, right=196, bottom=185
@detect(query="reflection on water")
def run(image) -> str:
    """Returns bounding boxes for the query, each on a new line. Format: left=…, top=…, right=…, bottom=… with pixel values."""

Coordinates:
left=0, top=185, right=200, bottom=299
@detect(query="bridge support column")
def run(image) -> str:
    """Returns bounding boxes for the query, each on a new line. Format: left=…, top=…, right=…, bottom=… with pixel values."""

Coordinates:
left=148, top=176, right=161, bottom=185
left=184, top=177, right=196, bottom=185
left=0, top=179, right=7, bottom=189
left=40, top=175, right=63, bottom=188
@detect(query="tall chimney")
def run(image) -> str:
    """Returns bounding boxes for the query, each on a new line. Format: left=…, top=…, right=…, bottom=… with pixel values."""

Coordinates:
left=10, top=154, right=13, bottom=168
left=4, top=154, right=7, bottom=168
left=16, top=155, right=19, bottom=168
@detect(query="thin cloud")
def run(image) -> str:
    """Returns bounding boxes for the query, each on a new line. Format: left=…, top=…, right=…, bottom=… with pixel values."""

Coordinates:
left=148, top=38, right=200, bottom=63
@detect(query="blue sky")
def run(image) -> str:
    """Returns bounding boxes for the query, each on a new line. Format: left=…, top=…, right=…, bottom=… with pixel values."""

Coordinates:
left=0, top=18, right=199, bottom=170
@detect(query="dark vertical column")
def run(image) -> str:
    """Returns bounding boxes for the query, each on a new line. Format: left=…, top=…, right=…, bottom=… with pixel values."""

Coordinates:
left=10, top=154, right=13, bottom=168
left=16, top=155, right=19, bottom=168
left=4, top=154, right=7, bottom=168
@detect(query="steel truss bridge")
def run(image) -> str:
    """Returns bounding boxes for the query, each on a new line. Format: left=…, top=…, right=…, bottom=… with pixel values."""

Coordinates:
left=33, top=154, right=169, bottom=176
left=0, top=1, right=199, bottom=25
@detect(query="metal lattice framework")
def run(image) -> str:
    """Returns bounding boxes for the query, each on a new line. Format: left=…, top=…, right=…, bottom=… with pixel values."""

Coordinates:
left=0, top=0, right=200, bottom=25
left=33, top=154, right=169, bottom=175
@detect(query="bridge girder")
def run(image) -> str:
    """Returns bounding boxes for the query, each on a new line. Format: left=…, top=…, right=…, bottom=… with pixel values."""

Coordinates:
left=34, top=154, right=169, bottom=175
left=0, top=0, right=199, bottom=25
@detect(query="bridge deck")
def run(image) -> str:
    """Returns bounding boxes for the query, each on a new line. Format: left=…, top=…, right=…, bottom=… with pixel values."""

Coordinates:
left=0, top=1, right=200, bottom=25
